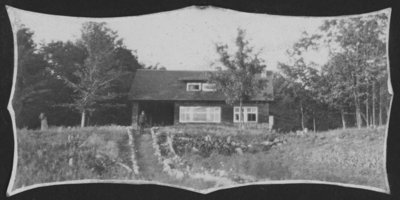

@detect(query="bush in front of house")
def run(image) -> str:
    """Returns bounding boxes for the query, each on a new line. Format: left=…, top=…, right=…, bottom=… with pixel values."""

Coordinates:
left=166, top=130, right=285, bottom=158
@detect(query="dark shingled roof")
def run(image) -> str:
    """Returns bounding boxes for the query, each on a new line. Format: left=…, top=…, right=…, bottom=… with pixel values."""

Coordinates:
left=128, top=69, right=273, bottom=101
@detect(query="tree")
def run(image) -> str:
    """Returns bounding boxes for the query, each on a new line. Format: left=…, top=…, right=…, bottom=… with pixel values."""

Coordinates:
left=13, top=27, right=51, bottom=128
left=40, top=41, right=87, bottom=126
left=208, top=29, right=267, bottom=127
left=320, top=54, right=357, bottom=129
left=278, top=62, right=321, bottom=131
left=318, top=13, right=388, bottom=129
left=46, top=22, right=137, bottom=127
left=271, top=71, right=341, bottom=132
left=270, top=73, right=304, bottom=132
left=278, top=31, right=323, bottom=131
left=291, top=13, right=389, bottom=129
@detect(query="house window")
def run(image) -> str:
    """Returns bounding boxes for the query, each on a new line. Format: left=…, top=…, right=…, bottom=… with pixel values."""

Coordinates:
left=187, top=83, right=201, bottom=91
left=233, top=106, right=258, bottom=123
left=179, top=106, right=221, bottom=123
left=202, top=83, right=217, bottom=91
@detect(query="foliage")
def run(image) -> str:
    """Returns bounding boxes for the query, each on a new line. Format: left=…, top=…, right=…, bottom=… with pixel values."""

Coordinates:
left=14, top=22, right=141, bottom=128
left=277, top=29, right=332, bottom=131
left=208, top=29, right=267, bottom=125
left=13, top=27, right=52, bottom=128
left=159, top=125, right=283, bottom=158
left=270, top=73, right=341, bottom=132
left=44, top=22, right=141, bottom=127
left=39, top=41, right=87, bottom=126
left=278, top=60, right=321, bottom=130
left=318, top=14, right=389, bottom=128
left=275, top=12, right=390, bottom=130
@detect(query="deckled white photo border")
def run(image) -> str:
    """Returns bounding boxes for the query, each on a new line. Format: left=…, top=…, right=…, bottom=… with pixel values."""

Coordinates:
left=5, top=5, right=393, bottom=196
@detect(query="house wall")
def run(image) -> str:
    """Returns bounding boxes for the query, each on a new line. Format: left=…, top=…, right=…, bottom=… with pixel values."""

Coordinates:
left=131, top=100, right=270, bottom=128
left=173, top=101, right=269, bottom=124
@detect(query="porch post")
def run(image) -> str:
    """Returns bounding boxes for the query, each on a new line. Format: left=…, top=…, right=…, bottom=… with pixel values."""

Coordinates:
left=131, top=102, right=139, bottom=130
left=173, top=102, right=180, bottom=125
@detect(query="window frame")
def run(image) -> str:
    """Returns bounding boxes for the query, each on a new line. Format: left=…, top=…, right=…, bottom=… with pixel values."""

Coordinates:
left=233, top=106, right=258, bottom=123
left=186, top=82, right=202, bottom=91
left=201, top=83, right=217, bottom=92
left=179, top=106, right=221, bottom=123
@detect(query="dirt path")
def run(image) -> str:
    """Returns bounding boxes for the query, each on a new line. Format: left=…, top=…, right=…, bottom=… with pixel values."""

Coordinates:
left=131, top=130, right=231, bottom=190
left=133, top=132, right=172, bottom=181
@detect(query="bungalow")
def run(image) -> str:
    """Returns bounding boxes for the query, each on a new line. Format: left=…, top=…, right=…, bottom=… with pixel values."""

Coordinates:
left=128, top=69, right=274, bottom=128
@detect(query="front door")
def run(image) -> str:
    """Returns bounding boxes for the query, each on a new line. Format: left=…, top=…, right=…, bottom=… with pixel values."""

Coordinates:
left=139, top=101, right=174, bottom=126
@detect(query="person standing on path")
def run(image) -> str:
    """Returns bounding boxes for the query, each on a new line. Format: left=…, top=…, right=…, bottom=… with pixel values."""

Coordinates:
left=39, top=112, right=48, bottom=130
left=138, top=111, right=147, bottom=135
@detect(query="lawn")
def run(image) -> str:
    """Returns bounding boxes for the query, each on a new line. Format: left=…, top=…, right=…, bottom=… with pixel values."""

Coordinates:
left=12, top=124, right=389, bottom=193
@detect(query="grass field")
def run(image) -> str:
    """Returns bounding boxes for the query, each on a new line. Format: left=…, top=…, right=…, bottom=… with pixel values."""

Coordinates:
left=12, top=125, right=388, bottom=192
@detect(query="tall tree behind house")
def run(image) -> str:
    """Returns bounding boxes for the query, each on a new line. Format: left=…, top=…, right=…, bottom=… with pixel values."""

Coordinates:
left=208, top=28, right=267, bottom=128
left=44, top=22, right=142, bottom=127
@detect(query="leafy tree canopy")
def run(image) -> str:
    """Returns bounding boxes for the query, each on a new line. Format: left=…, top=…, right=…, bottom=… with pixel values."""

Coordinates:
left=44, top=22, right=142, bottom=127
left=209, top=28, right=267, bottom=105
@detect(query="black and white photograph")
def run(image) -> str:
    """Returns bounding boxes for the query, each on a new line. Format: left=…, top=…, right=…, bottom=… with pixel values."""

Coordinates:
left=4, top=4, right=393, bottom=196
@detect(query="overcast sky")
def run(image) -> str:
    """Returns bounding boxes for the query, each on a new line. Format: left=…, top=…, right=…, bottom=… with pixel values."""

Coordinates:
left=7, top=6, right=386, bottom=71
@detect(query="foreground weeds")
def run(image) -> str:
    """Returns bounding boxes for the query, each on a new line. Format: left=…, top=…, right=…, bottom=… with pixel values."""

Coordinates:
left=14, top=126, right=132, bottom=190
left=159, top=126, right=388, bottom=191
left=13, top=125, right=388, bottom=193
left=281, top=127, right=387, bottom=189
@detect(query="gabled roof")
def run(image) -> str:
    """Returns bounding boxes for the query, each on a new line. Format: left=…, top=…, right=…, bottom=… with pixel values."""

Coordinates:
left=128, top=69, right=273, bottom=102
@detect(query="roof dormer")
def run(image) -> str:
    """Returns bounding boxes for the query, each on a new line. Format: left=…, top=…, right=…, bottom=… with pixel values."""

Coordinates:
left=186, top=82, right=216, bottom=92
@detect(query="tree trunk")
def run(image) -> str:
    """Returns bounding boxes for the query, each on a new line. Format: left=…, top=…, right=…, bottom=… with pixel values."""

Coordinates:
left=356, top=104, right=362, bottom=129
left=341, top=108, right=346, bottom=130
left=313, top=116, right=316, bottom=133
left=379, top=84, right=383, bottom=126
left=239, top=98, right=244, bottom=129
left=365, top=83, right=369, bottom=127
left=81, top=110, right=86, bottom=127
left=365, top=94, right=369, bottom=127
left=353, top=75, right=362, bottom=129
left=300, top=101, right=305, bottom=130
left=370, top=116, right=373, bottom=128
left=372, top=81, right=376, bottom=128
left=354, top=92, right=362, bottom=129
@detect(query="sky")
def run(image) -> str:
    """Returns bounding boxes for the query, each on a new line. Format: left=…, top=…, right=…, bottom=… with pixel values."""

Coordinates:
left=7, top=6, right=383, bottom=71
